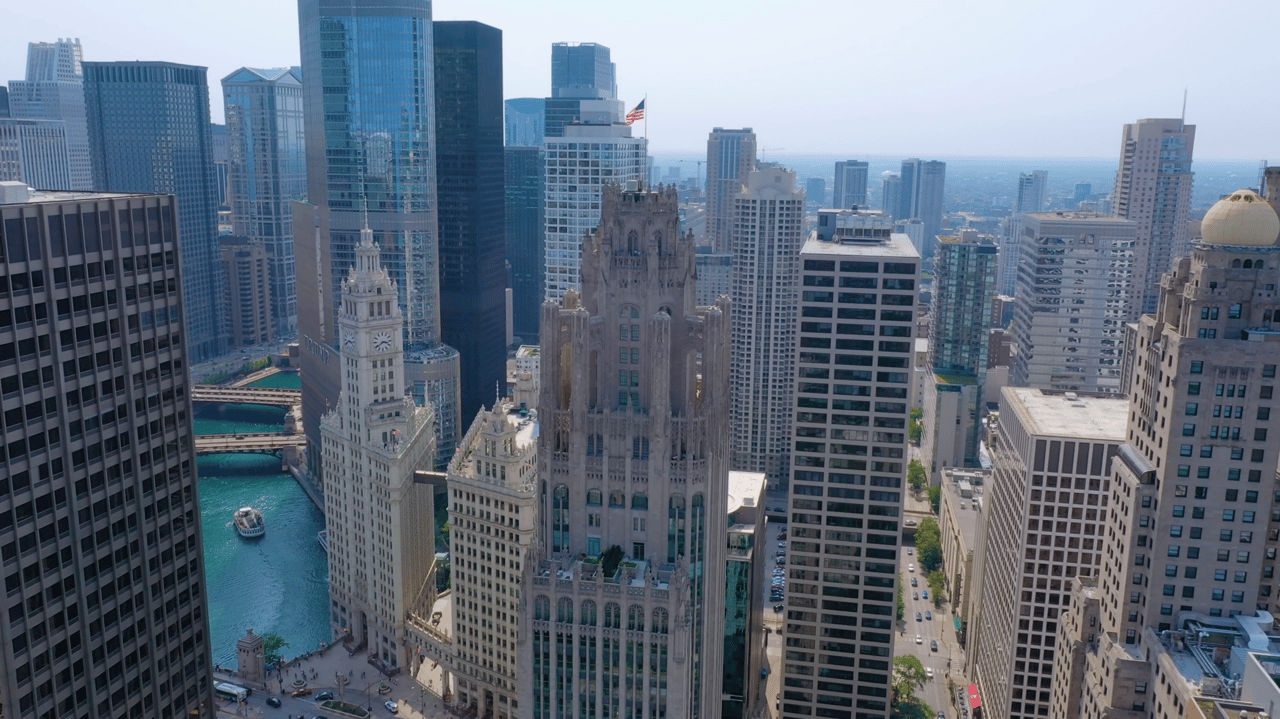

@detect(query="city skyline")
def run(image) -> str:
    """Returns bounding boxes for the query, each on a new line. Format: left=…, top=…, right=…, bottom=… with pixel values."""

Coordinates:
left=3, top=1, right=1277, bottom=159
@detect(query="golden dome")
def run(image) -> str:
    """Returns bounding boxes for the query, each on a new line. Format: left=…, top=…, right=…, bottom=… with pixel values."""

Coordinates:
left=1200, top=189, right=1280, bottom=247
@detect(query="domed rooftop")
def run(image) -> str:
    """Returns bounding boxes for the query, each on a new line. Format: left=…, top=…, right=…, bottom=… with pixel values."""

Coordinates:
left=1201, top=189, right=1280, bottom=247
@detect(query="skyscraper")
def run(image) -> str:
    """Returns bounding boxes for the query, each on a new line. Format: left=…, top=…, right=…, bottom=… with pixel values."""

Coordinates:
left=784, top=225, right=919, bottom=719
left=321, top=229, right=436, bottom=672
left=998, top=171, right=1048, bottom=299
left=296, top=0, right=461, bottom=473
left=970, top=388, right=1126, bottom=719
left=504, top=97, right=545, bottom=147
left=0, top=117, right=71, bottom=189
left=550, top=42, right=616, bottom=99
left=0, top=184, right=214, bottom=718
left=1015, top=170, right=1048, bottom=214
left=506, top=145, right=545, bottom=340
left=6, top=38, right=93, bottom=190
left=521, top=185, right=730, bottom=719
left=83, top=60, right=225, bottom=362
left=1051, top=189, right=1280, bottom=718
left=730, top=164, right=803, bottom=486
left=1011, top=213, right=1136, bottom=394
left=1113, top=118, right=1195, bottom=316
left=923, top=230, right=997, bottom=478
left=895, top=158, right=946, bottom=258
left=881, top=171, right=902, bottom=217
left=541, top=123, right=646, bottom=301
left=832, top=159, right=869, bottom=209
left=705, top=127, right=757, bottom=253
left=222, top=66, right=306, bottom=339
left=434, top=21, right=506, bottom=427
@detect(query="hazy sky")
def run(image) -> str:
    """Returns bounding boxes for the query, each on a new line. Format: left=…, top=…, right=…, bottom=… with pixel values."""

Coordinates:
left=4, top=0, right=1277, bottom=159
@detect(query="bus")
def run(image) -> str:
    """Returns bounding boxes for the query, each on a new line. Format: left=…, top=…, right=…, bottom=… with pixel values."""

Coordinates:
left=214, top=682, right=251, bottom=702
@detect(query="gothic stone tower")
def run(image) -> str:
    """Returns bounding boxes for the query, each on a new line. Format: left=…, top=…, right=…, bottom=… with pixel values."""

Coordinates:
left=520, top=184, right=731, bottom=719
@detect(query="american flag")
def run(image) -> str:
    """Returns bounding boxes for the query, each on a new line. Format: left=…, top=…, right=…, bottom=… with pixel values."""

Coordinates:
left=625, top=100, right=645, bottom=125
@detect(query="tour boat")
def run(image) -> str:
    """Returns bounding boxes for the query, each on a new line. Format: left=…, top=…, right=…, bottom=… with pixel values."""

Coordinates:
left=233, top=507, right=265, bottom=538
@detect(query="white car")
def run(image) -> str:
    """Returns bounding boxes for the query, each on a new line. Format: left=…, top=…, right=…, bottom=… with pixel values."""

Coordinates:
left=908, top=563, right=915, bottom=573
left=385, top=700, right=399, bottom=713
left=915, top=634, right=922, bottom=644
left=906, top=547, right=914, bottom=555
left=926, top=667, right=934, bottom=679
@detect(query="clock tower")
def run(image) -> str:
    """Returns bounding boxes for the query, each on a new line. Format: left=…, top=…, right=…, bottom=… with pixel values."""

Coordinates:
left=321, top=226, right=437, bottom=670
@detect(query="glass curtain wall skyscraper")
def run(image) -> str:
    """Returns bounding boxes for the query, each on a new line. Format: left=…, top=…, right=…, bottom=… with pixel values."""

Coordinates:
left=222, top=66, right=307, bottom=339
left=83, top=61, right=226, bottom=362
left=506, top=145, right=544, bottom=340
left=296, top=0, right=461, bottom=473
left=6, top=38, right=94, bottom=191
left=434, top=20, right=507, bottom=429
left=705, top=128, right=757, bottom=254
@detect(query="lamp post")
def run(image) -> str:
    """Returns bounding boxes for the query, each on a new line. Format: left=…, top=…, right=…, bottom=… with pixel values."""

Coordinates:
left=365, top=679, right=377, bottom=712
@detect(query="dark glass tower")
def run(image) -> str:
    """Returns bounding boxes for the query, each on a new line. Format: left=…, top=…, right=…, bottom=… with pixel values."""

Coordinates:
left=296, top=0, right=460, bottom=473
left=550, top=42, right=615, bottom=99
left=434, top=20, right=506, bottom=427
left=505, top=145, right=544, bottom=340
left=83, top=61, right=225, bottom=362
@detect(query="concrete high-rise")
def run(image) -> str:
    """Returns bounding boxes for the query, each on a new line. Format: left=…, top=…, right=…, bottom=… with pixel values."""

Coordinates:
left=705, top=127, right=757, bottom=253
left=506, top=145, right=545, bottom=340
left=832, top=160, right=869, bottom=210
left=434, top=21, right=507, bottom=428
left=0, top=117, right=71, bottom=189
left=6, top=39, right=93, bottom=190
left=730, top=164, right=803, bottom=487
left=783, top=224, right=919, bottom=719
left=970, top=388, right=1126, bottom=719
left=1113, top=118, right=1195, bottom=316
left=895, top=158, right=946, bottom=258
left=1011, top=213, right=1136, bottom=394
left=541, top=123, right=646, bottom=301
left=0, top=184, right=214, bottom=718
left=222, top=66, right=306, bottom=339
left=504, top=97, right=544, bottom=147
left=881, top=172, right=902, bottom=218
left=1050, top=190, right=1280, bottom=719
left=296, top=0, right=461, bottom=474
left=521, top=185, right=730, bottom=719
left=83, top=61, right=226, bottom=362
left=219, top=236, right=272, bottom=347
left=922, top=230, right=997, bottom=479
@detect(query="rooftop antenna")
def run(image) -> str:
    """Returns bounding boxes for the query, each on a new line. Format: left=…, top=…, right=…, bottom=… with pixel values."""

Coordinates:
left=1180, top=89, right=1188, bottom=131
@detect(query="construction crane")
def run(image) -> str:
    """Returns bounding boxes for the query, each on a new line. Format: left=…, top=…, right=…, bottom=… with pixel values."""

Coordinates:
left=677, top=159, right=706, bottom=189
left=760, top=147, right=786, bottom=162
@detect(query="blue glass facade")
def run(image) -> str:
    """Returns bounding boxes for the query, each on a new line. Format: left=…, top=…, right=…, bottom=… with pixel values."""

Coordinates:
left=222, top=67, right=307, bottom=338
left=506, top=146, right=544, bottom=340
left=83, top=61, right=225, bottom=362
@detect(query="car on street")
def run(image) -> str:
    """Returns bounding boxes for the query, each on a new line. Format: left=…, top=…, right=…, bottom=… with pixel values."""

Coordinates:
left=773, top=604, right=785, bottom=612
left=915, top=634, right=922, bottom=644
left=926, top=667, right=934, bottom=679
left=906, top=547, right=913, bottom=555
left=931, top=640, right=938, bottom=651
left=922, top=589, right=928, bottom=599
left=915, top=612, right=922, bottom=622
left=911, top=577, right=918, bottom=587
left=316, top=691, right=334, bottom=701
left=925, top=611, right=932, bottom=620
left=912, top=591, right=918, bottom=600
left=266, top=697, right=282, bottom=708
left=908, top=563, right=915, bottom=572
left=292, top=688, right=312, bottom=697
left=385, top=700, right=399, bottom=713
left=778, top=541, right=786, bottom=548
left=779, top=531, right=787, bottom=540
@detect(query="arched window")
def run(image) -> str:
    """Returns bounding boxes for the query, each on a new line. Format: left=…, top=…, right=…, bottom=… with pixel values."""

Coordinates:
left=534, top=596, right=550, bottom=621
left=1233, top=259, right=1243, bottom=268
left=1264, top=310, right=1273, bottom=324
left=627, top=230, right=639, bottom=254
left=609, top=491, right=625, bottom=508
left=632, top=492, right=648, bottom=510
left=581, top=600, right=597, bottom=626
left=586, top=489, right=602, bottom=506
left=668, top=495, right=686, bottom=562
left=557, top=597, right=573, bottom=624
left=653, top=231, right=663, bottom=255
left=552, top=485, right=570, bottom=553
left=604, top=602, right=621, bottom=629
left=628, top=605, right=645, bottom=631
left=652, top=608, right=669, bottom=634
left=1244, top=259, right=1254, bottom=269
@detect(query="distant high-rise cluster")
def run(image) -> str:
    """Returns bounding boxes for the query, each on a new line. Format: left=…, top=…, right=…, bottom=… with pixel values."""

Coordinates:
left=4, top=39, right=93, bottom=190
left=888, top=158, right=946, bottom=258
left=998, top=170, right=1048, bottom=296
left=832, top=159, right=868, bottom=210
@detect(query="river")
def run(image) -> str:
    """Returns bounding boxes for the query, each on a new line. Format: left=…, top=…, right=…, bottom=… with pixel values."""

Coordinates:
left=194, top=372, right=331, bottom=666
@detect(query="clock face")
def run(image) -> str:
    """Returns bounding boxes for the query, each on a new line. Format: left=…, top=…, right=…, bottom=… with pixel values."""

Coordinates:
left=374, top=331, right=393, bottom=353
left=343, top=333, right=355, bottom=351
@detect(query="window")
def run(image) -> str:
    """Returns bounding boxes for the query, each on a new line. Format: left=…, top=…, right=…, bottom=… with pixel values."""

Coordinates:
left=1238, top=552, right=1250, bottom=563
left=1246, top=491, right=1258, bottom=503
left=1259, top=407, right=1271, bottom=421
left=1185, top=567, right=1197, bottom=579
left=1169, top=526, right=1183, bottom=537
left=1182, top=424, right=1196, bottom=436
left=1198, top=466, right=1211, bottom=479
left=1215, top=569, right=1228, bottom=581
left=1235, top=571, right=1248, bottom=583
left=1229, top=468, right=1242, bottom=481
left=1162, top=585, right=1175, bottom=596
left=1195, top=487, right=1209, bottom=500
left=1221, top=530, right=1233, bottom=542
left=1263, top=386, right=1274, bottom=400
left=1200, top=446, right=1213, bottom=458
left=1226, top=489, right=1238, bottom=501
left=1201, top=307, right=1219, bottom=320
left=1232, top=448, right=1245, bottom=461
left=1213, top=589, right=1225, bottom=601
left=1232, top=591, right=1245, bottom=603
left=1244, top=511, right=1256, bottom=523
left=1190, top=361, right=1204, bottom=374
left=1134, top=682, right=1148, bottom=695
left=1188, top=547, right=1200, bottom=559
left=1180, top=445, right=1193, bottom=457
left=1191, top=528, right=1202, bottom=539
left=1198, top=328, right=1217, bottom=339
left=1229, top=304, right=1242, bottom=319
left=1165, top=564, right=1178, bottom=577
left=1175, top=485, right=1188, bottom=497
left=1172, top=506, right=1185, bottom=518
left=1264, top=364, right=1276, bottom=379
left=1188, top=382, right=1201, bottom=395
left=1160, top=604, right=1173, bottom=616
left=1177, top=465, right=1191, bottom=477
left=1185, top=403, right=1198, bottom=416
left=1252, top=449, right=1266, bottom=463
